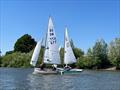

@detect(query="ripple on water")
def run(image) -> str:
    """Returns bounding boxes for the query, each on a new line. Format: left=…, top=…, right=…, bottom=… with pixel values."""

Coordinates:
left=0, top=68, right=120, bottom=90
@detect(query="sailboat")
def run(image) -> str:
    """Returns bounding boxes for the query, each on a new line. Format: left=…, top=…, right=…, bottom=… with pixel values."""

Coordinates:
left=61, top=27, right=83, bottom=74
left=30, top=17, right=61, bottom=74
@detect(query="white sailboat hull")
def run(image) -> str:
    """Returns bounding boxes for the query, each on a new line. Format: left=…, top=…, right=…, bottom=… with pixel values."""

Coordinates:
left=33, top=68, right=83, bottom=75
left=33, top=68, right=58, bottom=75
left=57, top=68, right=83, bottom=75
left=70, top=69, right=83, bottom=72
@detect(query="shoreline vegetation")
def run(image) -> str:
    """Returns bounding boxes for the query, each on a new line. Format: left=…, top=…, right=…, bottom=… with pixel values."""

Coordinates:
left=0, top=34, right=120, bottom=70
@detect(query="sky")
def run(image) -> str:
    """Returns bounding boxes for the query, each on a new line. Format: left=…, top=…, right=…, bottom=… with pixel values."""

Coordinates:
left=0, top=0, right=120, bottom=55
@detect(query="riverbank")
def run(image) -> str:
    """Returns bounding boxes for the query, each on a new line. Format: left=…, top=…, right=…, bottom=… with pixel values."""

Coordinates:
left=98, top=66, right=120, bottom=71
left=104, top=67, right=116, bottom=70
left=0, top=66, right=119, bottom=71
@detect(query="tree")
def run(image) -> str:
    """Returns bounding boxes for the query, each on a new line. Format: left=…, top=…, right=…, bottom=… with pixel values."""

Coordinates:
left=36, top=47, right=44, bottom=66
left=0, top=50, right=1, bottom=67
left=0, top=56, right=2, bottom=67
left=73, top=48, right=84, bottom=59
left=87, top=48, right=93, bottom=56
left=5, top=51, right=14, bottom=55
left=14, top=34, right=36, bottom=53
left=70, top=39, right=84, bottom=59
left=92, top=39, right=109, bottom=68
left=108, top=38, right=120, bottom=69
left=70, top=39, right=84, bottom=68
left=60, top=48, right=64, bottom=65
left=85, top=48, right=99, bottom=69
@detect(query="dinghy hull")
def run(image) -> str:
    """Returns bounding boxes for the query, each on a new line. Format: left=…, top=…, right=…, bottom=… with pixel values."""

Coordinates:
left=58, top=68, right=83, bottom=75
left=70, top=69, right=83, bottom=72
left=33, top=68, right=58, bottom=75
left=33, top=68, right=83, bottom=75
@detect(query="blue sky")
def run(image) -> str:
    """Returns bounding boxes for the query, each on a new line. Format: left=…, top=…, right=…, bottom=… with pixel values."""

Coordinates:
left=0, top=0, right=120, bottom=55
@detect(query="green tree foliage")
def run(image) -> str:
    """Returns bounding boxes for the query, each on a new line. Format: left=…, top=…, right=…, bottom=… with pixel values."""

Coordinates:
left=60, top=48, right=64, bottom=65
left=0, top=56, right=2, bottom=67
left=73, top=48, right=84, bottom=59
left=1, top=45, right=44, bottom=68
left=1, top=32, right=119, bottom=69
left=1, top=52, right=32, bottom=67
left=108, top=38, right=120, bottom=69
left=77, top=56, right=93, bottom=69
left=70, top=39, right=84, bottom=58
left=77, top=39, right=110, bottom=69
left=36, top=47, right=44, bottom=66
left=14, top=34, right=36, bottom=53
left=0, top=50, right=2, bottom=67
left=76, top=48, right=98, bottom=69
left=92, top=39, right=109, bottom=68
left=76, top=56, right=86, bottom=69
left=86, top=48, right=100, bottom=69
left=5, top=51, right=14, bottom=55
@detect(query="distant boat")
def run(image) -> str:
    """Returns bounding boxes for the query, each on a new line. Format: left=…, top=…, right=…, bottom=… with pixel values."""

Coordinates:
left=30, top=17, right=61, bottom=75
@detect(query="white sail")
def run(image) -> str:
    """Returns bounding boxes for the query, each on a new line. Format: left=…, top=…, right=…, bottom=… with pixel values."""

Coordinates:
left=43, top=17, right=60, bottom=64
left=64, top=27, right=76, bottom=64
left=30, top=41, right=41, bottom=66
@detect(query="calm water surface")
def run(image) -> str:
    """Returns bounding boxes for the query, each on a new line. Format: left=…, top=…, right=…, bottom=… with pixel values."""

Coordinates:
left=0, top=68, right=120, bottom=90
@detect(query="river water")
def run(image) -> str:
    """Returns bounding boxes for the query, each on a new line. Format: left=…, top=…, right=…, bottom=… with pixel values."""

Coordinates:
left=0, top=68, right=120, bottom=90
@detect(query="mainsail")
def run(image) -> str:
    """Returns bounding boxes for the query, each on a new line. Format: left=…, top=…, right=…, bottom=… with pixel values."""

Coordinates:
left=43, top=17, right=60, bottom=64
left=30, top=40, right=41, bottom=66
left=64, top=27, right=76, bottom=64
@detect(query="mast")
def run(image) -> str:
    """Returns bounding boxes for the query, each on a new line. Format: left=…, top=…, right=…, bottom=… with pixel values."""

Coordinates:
left=43, top=17, right=51, bottom=64
left=42, top=32, right=48, bottom=64
left=64, top=27, right=67, bottom=67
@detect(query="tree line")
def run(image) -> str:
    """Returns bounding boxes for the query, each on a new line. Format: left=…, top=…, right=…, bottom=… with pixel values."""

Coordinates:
left=0, top=34, right=120, bottom=69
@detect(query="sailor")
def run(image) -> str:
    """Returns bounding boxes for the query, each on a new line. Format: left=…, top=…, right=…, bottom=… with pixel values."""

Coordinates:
left=64, top=65, right=71, bottom=71
left=52, top=64, right=57, bottom=71
left=39, top=63, right=45, bottom=70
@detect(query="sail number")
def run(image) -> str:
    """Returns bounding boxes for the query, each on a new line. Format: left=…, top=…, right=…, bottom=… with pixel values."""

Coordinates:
left=49, top=29, right=56, bottom=44
left=49, top=37, right=56, bottom=44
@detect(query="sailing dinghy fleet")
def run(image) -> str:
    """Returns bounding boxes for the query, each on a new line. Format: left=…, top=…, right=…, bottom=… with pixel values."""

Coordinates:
left=30, top=17, right=83, bottom=75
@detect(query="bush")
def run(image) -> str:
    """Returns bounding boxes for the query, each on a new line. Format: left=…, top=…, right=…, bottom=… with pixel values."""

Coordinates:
left=1, top=52, right=32, bottom=68
left=76, top=55, right=101, bottom=69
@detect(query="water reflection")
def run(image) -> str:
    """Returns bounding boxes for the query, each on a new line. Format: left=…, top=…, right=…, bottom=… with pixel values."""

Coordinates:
left=27, top=74, right=81, bottom=90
